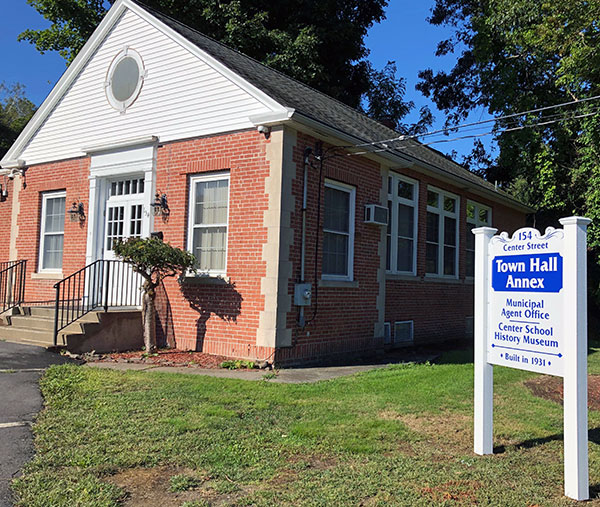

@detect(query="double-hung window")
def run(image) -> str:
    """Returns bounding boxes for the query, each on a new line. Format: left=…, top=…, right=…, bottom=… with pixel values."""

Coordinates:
left=322, top=180, right=355, bottom=281
left=386, top=172, right=418, bottom=274
left=39, top=191, right=66, bottom=272
left=188, top=172, right=230, bottom=275
left=426, top=187, right=459, bottom=277
left=466, top=200, right=492, bottom=277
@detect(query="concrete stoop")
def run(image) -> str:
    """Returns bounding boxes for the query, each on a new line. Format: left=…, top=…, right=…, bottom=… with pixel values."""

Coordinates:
left=0, top=306, right=143, bottom=353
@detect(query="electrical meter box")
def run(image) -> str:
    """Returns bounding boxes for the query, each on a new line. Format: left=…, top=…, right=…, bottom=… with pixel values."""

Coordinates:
left=294, top=283, right=312, bottom=306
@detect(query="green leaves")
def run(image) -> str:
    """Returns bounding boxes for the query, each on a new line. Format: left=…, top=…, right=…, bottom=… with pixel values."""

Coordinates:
left=0, top=83, right=37, bottom=158
left=113, top=237, right=196, bottom=290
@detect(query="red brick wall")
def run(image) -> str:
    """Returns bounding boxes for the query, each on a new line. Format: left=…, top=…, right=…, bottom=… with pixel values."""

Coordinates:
left=16, top=158, right=90, bottom=303
left=152, top=130, right=275, bottom=360
left=384, top=167, right=527, bottom=345
left=0, top=178, right=14, bottom=261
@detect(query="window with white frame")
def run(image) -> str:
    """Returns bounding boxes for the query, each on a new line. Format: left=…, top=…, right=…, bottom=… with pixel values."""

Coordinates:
left=426, top=187, right=459, bottom=276
left=39, top=191, right=66, bottom=272
left=466, top=200, right=492, bottom=277
left=322, top=180, right=355, bottom=280
left=386, top=172, right=418, bottom=274
left=188, top=172, right=230, bottom=274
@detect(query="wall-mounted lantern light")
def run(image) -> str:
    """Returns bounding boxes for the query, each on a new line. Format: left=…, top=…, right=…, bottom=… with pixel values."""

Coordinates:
left=68, top=201, right=86, bottom=222
left=151, top=192, right=170, bottom=218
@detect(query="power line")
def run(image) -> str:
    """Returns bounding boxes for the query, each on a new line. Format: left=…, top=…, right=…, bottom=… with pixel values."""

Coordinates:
left=345, top=109, right=600, bottom=157
left=353, top=94, right=600, bottom=150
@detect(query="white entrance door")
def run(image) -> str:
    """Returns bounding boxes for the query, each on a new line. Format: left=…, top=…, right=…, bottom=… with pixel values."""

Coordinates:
left=103, top=177, right=147, bottom=307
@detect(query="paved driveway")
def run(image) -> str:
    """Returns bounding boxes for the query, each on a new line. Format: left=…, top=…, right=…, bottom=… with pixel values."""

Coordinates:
left=0, top=341, right=75, bottom=507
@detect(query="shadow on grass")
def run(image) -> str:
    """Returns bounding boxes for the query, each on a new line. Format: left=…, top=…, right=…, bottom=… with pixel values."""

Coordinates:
left=492, top=427, right=600, bottom=454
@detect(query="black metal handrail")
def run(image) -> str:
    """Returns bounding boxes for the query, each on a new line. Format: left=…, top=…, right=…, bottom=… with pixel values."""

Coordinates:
left=0, top=260, right=27, bottom=314
left=53, top=260, right=143, bottom=346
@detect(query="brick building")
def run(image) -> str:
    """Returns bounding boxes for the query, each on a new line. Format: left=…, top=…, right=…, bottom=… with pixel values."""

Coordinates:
left=0, top=0, right=530, bottom=365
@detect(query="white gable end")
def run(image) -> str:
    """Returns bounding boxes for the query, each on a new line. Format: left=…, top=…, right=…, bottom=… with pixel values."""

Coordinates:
left=16, top=5, right=284, bottom=165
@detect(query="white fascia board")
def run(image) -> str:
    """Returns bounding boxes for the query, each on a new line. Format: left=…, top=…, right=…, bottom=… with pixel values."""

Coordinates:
left=0, top=0, right=131, bottom=167
left=125, top=0, right=287, bottom=114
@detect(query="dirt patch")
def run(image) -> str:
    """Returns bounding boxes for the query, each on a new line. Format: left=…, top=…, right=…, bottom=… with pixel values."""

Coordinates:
left=389, top=412, right=473, bottom=455
left=524, top=374, right=600, bottom=410
left=106, top=466, right=249, bottom=506
left=421, top=480, right=482, bottom=504
left=92, top=349, right=231, bottom=369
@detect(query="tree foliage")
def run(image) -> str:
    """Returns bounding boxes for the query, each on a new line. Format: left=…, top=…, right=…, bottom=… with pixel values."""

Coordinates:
left=0, top=83, right=37, bottom=159
left=20, top=0, right=431, bottom=132
left=418, top=0, right=600, bottom=298
left=114, top=237, right=196, bottom=351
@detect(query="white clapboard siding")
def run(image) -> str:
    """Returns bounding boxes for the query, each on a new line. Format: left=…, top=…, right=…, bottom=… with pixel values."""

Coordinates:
left=20, top=8, right=280, bottom=165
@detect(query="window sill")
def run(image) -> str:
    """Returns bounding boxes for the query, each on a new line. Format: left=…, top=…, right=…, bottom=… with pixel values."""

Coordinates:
left=181, top=273, right=231, bottom=285
left=423, top=275, right=463, bottom=285
left=318, top=279, right=359, bottom=289
left=386, top=273, right=419, bottom=282
left=31, top=272, right=63, bottom=280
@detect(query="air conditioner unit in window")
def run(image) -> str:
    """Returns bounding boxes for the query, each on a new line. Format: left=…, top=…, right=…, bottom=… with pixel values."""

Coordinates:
left=364, top=204, right=388, bottom=226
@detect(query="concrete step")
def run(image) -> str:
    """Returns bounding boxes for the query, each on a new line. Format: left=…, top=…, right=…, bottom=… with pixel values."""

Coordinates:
left=0, top=326, right=64, bottom=347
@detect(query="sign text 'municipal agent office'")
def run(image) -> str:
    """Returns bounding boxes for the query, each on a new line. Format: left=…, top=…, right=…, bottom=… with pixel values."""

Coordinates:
left=473, top=217, right=591, bottom=501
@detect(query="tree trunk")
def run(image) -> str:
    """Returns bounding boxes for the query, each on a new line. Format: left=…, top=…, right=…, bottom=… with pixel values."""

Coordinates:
left=142, top=290, right=156, bottom=352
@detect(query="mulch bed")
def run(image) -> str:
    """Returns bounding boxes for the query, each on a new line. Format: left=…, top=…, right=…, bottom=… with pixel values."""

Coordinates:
left=524, top=374, right=600, bottom=410
left=91, top=349, right=231, bottom=369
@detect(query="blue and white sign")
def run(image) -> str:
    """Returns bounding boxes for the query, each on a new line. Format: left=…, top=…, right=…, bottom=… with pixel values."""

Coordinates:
left=488, top=227, right=564, bottom=377
left=473, top=218, right=591, bottom=501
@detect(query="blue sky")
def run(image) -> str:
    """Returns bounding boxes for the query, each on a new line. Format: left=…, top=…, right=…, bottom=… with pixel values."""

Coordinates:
left=0, top=0, right=491, bottom=159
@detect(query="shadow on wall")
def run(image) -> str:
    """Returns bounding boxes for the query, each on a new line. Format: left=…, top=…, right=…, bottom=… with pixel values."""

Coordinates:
left=155, top=278, right=243, bottom=351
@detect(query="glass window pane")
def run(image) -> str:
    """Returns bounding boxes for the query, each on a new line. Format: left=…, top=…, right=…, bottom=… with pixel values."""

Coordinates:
left=444, top=196, right=456, bottom=213
left=323, top=231, right=348, bottom=276
left=444, top=246, right=456, bottom=275
left=387, top=176, right=392, bottom=195
left=398, top=204, right=414, bottom=239
left=45, top=197, right=65, bottom=233
left=444, top=216, right=457, bottom=246
left=397, top=181, right=413, bottom=200
left=427, top=190, right=439, bottom=207
left=193, top=226, right=226, bottom=271
left=467, top=202, right=475, bottom=219
left=43, top=234, right=63, bottom=270
left=426, top=212, right=439, bottom=243
left=466, top=223, right=475, bottom=250
left=324, top=186, right=350, bottom=233
left=195, top=179, right=229, bottom=225
left=397, top=238, right=413, bottom=272
left=426, top=243, right=439, bottom=274
left=479, top=207, right=489, bottom=224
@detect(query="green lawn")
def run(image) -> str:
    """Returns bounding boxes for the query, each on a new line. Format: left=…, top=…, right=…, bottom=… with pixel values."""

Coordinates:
left=13, top=347, right=600, bottom=506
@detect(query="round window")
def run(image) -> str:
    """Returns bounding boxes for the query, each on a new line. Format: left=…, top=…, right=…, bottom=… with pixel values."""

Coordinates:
left=105, top=48, right=145, bottom=112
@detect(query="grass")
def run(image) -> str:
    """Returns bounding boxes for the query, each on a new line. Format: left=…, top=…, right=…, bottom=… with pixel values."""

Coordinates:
left=12, top=345, right=600, bottom=506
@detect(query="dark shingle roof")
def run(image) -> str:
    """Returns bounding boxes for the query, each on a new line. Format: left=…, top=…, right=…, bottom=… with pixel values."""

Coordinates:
left=134, top=1, right=528, bottom=210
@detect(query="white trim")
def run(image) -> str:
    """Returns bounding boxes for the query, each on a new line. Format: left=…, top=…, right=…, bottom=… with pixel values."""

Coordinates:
left=38, top=190, right=66, bottom=273
left=393, top=320, right=414, bottom=344
left=83, top=136, right=158, bottom=155
left=187, top=171, right=231, bottom=276
left=425, top=185, right=460, bottom=278
left=322, top=179, right=355, bottom=282
left=386, top=171, right=418, bottom=276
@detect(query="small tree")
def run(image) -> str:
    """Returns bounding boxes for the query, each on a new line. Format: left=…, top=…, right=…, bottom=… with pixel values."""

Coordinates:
left=113, top=237, right=196, bottom=352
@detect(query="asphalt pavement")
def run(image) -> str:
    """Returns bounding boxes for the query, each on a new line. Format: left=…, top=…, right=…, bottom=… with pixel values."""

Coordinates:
left=0, top=341, right=75, bottom=507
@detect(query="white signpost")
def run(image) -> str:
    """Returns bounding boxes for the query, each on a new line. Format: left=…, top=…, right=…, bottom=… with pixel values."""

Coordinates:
left=473, top=217, right=591, bottom=501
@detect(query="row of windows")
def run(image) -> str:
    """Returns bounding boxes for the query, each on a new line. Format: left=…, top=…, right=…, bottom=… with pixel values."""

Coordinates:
left=36, top=173, right=491, bottom=279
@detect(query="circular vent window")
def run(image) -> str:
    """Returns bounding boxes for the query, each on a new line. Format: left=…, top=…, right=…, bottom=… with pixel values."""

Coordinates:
left=105, top=48, right=145, bottom=112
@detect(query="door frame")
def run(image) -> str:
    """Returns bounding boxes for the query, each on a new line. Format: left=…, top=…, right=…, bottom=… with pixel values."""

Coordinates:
left=85, top=139, right=157, bottom=266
